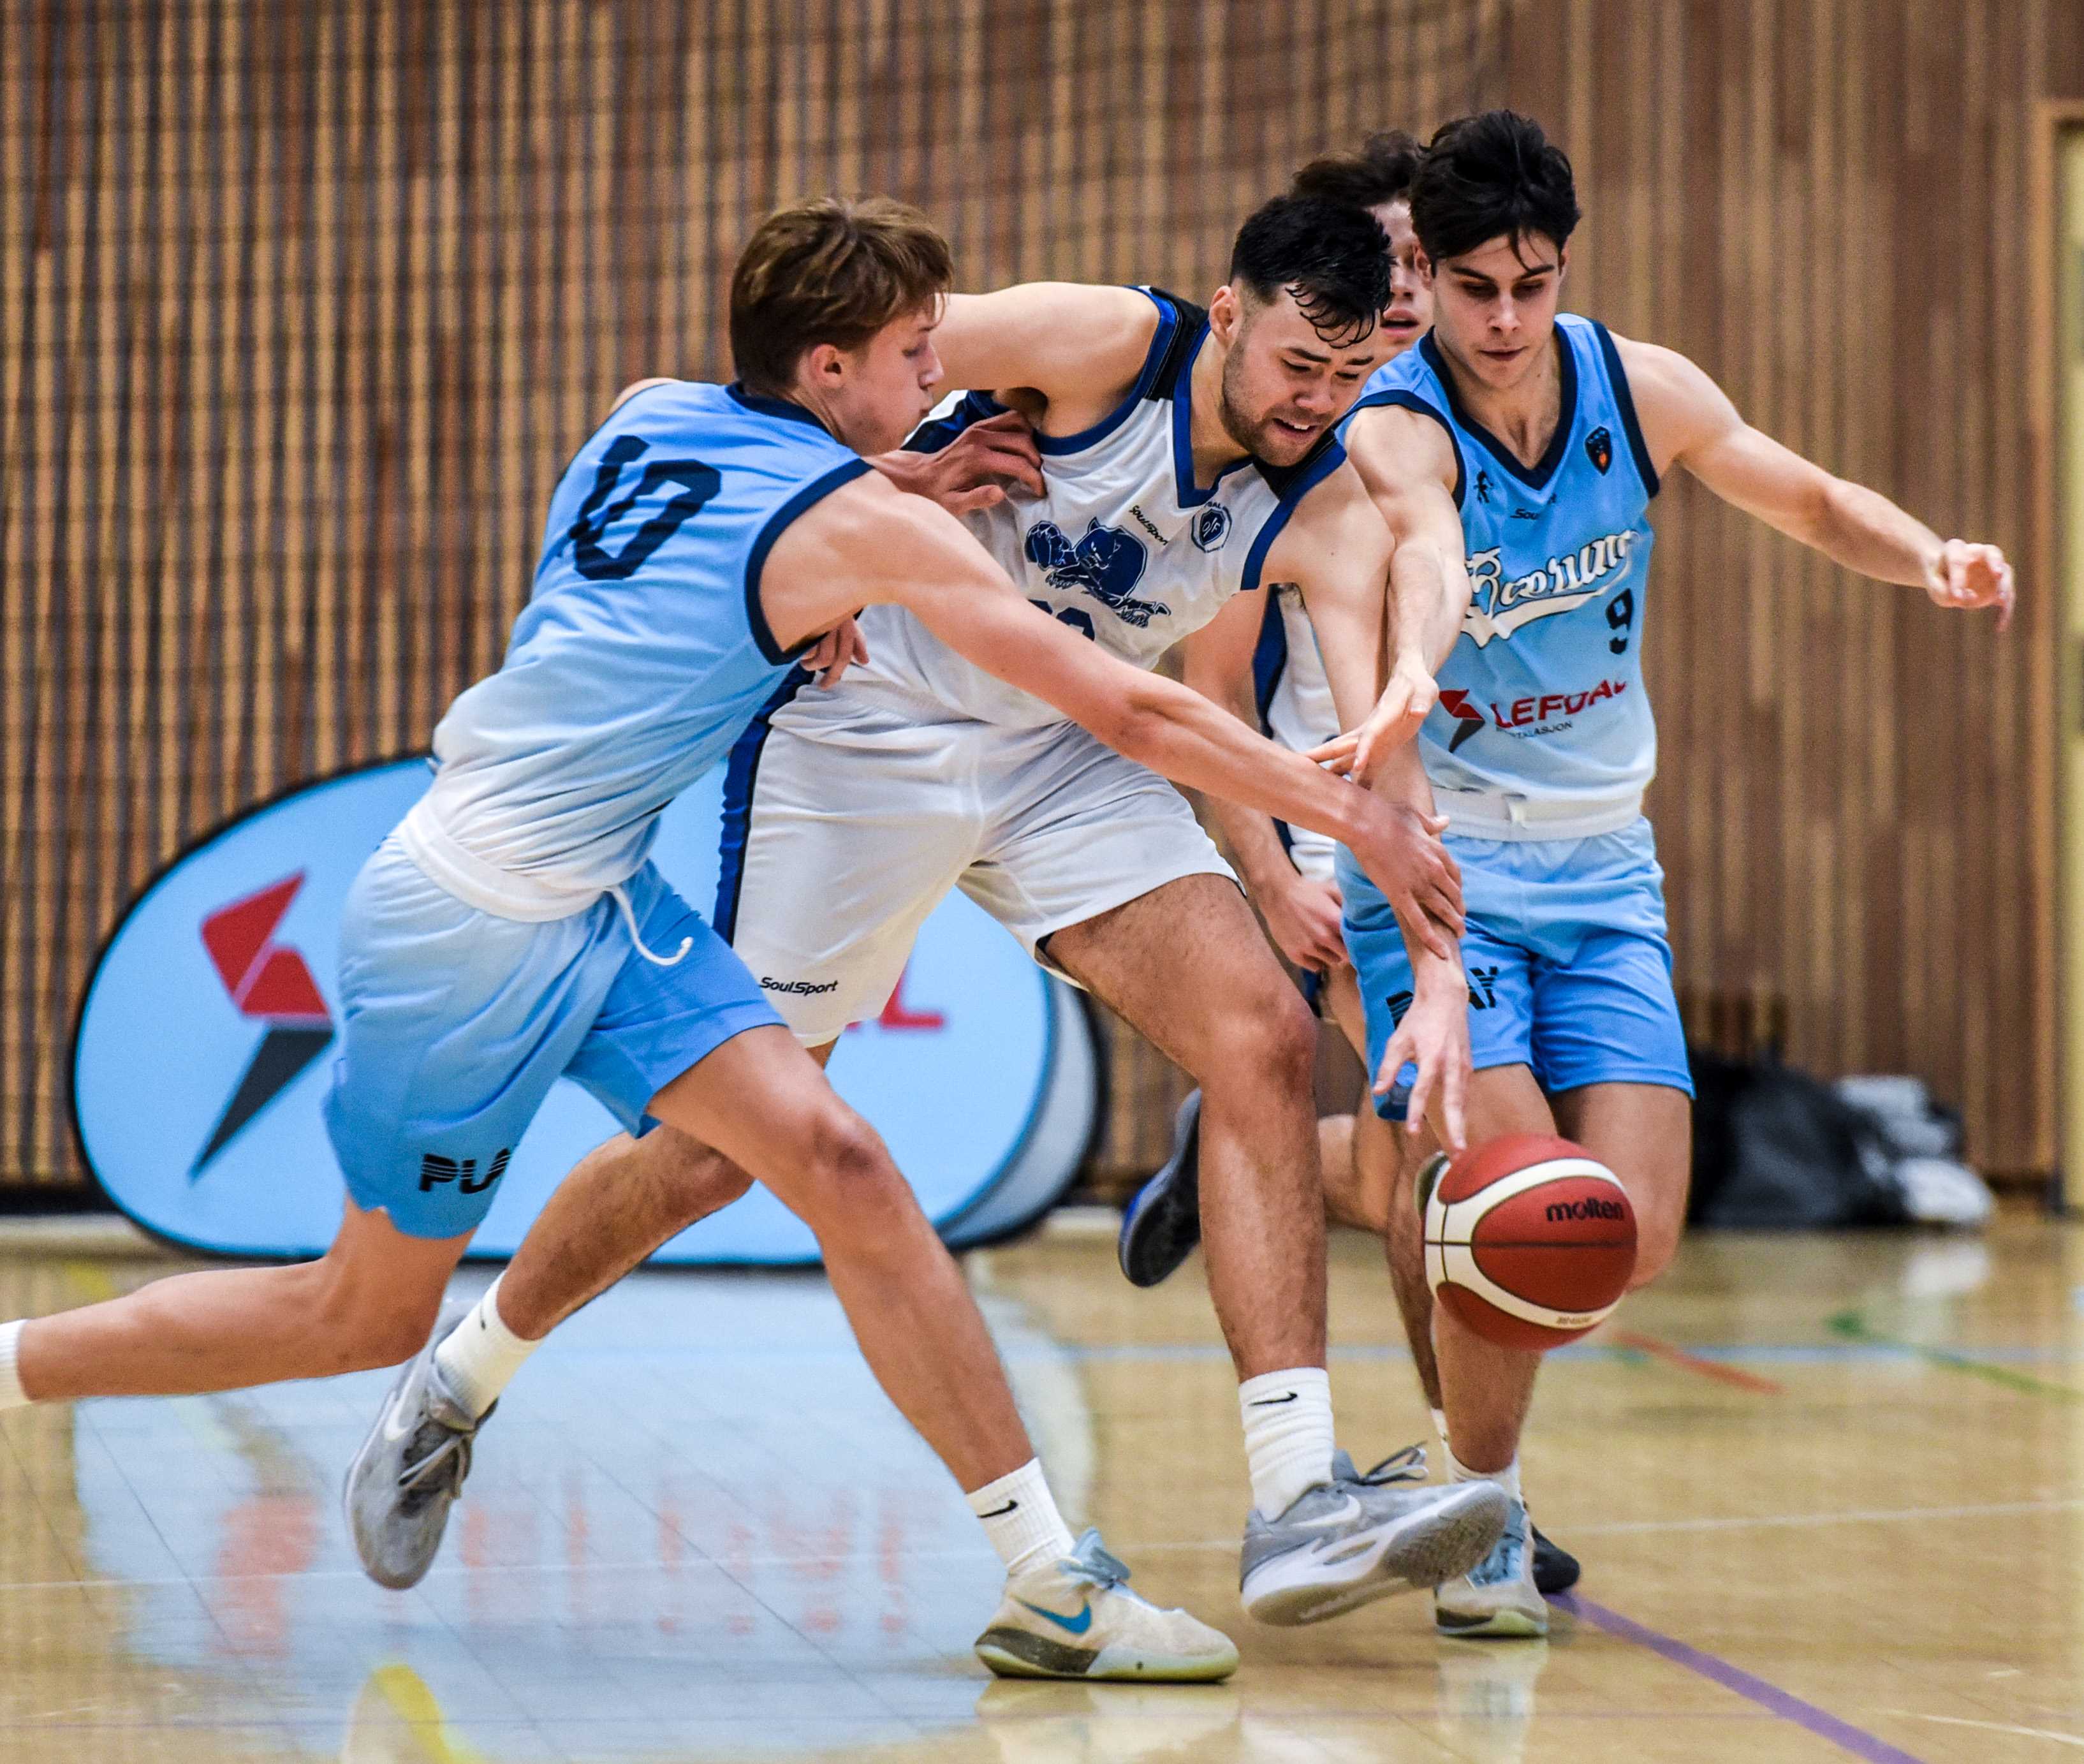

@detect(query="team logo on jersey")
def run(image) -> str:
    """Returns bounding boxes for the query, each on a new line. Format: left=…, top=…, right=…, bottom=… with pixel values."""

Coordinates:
left=1437, top=689, right=1488, bottom=754
left=1024, top=518, right=1171, bottom=628
left=1474, top=468, right=1495, bottom=505
left=1585, top=427, right=1613, bottom=474
left=193, top=874, right=334, bottom=1176
left=1189, top=504, right=1233, bottom=552
left=1462, top=529, right=1638, bottom=648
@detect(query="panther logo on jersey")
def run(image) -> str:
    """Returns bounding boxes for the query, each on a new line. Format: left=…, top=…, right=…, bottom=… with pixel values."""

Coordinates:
left=1024, top=518, right=1171, bottom=628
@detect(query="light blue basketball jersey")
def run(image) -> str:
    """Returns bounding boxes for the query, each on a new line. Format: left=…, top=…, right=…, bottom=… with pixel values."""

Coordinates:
left=1351, top=314, right=1659, bottom=805
left=404, top=383, right=869, bottom=914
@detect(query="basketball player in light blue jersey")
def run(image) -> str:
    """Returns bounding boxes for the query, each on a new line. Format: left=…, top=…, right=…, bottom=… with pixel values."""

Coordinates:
left=1126, top=133, right=1585, bottom=1599
left=335, top=194, right=1511, bottom=1635
left=1331, top=112, right=2011, bottom=1638
left=0, top=198, right=1493, bottom=1681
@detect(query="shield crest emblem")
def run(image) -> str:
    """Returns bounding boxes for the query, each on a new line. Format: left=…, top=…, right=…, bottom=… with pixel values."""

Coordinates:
left=1585, top=426, right=1613, bottom=474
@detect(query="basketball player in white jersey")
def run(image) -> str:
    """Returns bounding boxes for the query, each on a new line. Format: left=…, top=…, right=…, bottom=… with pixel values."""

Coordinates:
left=1122, top=133, right=1582, bottom=1599
left=1336, top=114, right=2009, bottom=1636
left=0, top=196, right=1498, bottom=1681
left=348, top=193, right=1509, bottom=1631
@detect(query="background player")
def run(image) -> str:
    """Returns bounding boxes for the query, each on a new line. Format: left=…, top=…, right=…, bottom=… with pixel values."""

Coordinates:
left=1332, top=112, right=2013, bottom=1637
left=0, top=196, right=1501, bottom=1680
left=348, top=193, right=1500, bottom=1632
left=1120, top=131, right=1583, bottom=1599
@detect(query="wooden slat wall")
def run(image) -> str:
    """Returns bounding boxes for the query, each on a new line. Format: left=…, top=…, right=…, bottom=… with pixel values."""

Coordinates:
left=1, top=0, right=2071, bottom=1195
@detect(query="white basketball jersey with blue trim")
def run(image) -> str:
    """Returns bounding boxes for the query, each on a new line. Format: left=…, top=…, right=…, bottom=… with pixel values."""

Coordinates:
left=843, top=288, right=1347, bottom=729
left=1352, top=314, right=1659, bottom=804
left=404, top=381, right=867, bottom=913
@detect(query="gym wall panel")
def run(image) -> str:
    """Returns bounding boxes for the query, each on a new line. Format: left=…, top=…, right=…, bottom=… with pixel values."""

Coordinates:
left=1, top=1, right=2067, bottom=1194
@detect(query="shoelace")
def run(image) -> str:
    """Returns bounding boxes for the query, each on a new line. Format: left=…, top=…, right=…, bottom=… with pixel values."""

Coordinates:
left=1059, top=1530, right=1131, bottom=1591
left=1469, top=1504, right=1529, bottom=1587
left=607, top=883, right=693, bottom=967
left=1352, top=1443, right=1429, bottom=1486
left=396, top=1421, right=476, bottom=1506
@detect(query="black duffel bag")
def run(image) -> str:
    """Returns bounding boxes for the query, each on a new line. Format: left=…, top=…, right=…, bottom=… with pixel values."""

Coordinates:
left=1685, top=1047, right=1909, bottom=1230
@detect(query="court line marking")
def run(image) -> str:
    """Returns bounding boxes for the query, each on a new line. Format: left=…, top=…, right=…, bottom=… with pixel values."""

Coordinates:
left=1555, top=1594, right=1928, bottom=1764
left=1610, top=1330, right=1786, bottom=1393
left=1828, top=1311, right=2084, bottom=1402
left=1882, top=1712, right=2084, bottom=1749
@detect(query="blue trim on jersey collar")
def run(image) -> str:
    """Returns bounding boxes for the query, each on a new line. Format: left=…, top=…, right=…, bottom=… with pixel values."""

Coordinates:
left=1169, top=323, right=1257, bottom=508
left=1590, top=321, right=1661, bottom=499
left=1032, top=288, right=1180, bottom=457
left=1418, top=328, right=1578, bottom=493
left=742, top=457, right=874, bottom=665
left=1238, top=436, right=1347, bottom=595
left=726, top=383, right=842, bottom=439
left=1346, top=388, right=1467, bottom=508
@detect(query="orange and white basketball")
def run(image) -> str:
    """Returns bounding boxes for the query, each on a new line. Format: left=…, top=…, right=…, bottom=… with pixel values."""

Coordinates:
left=1423, top=1134, right=1638, bottom=1351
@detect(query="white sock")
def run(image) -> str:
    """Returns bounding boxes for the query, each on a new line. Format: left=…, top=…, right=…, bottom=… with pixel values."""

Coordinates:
left=0, top=1321, right=27, bottom=1409
left=1430, top=1406, right=1451, bottom=1458
left=967, top=1459, right=1076, bottom=1580
left=1446, top=1444, right=1522, bottom=1506
left=1239, top=1367, right=1335, bottom=1520
left=433, top=1276, right=539, bottom=1420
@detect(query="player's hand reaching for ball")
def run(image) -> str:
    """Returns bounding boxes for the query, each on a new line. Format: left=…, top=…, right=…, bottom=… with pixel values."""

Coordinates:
left=870, top=410, right=1045, bottom=517
left=803, top=615, right=868, bottom=687
left=1376, top=957, right=1472, bottom=1152
left=1924, top=538, right=2014, bottom=631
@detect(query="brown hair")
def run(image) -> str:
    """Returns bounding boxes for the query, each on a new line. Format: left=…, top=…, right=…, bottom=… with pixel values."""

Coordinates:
left=730, top=196, right=954, bottom=396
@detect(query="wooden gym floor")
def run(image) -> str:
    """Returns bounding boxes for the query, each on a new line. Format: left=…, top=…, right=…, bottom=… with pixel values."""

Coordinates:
left=0, top=1205, right=2075, bottom=1762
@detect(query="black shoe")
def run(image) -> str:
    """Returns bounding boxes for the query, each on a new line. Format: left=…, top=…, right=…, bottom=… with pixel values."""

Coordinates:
left=1115, top=1091, right=1203, bottom=1288
left=1530, top=1525, right=1579, bottom=1595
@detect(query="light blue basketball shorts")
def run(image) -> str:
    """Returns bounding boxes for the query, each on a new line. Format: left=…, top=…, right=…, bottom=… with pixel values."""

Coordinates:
left=1335, top=816, right=1694, bottom=1122
left=324, top=837, right=782, bottom=1238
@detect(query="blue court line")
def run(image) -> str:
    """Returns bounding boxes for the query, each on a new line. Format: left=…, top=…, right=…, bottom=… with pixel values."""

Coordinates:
left=1557, top=1594, right=1929, bottom=1764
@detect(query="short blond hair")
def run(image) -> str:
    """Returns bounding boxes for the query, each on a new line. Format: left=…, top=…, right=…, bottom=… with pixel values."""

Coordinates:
left=730, top=196, right=954, bottom=396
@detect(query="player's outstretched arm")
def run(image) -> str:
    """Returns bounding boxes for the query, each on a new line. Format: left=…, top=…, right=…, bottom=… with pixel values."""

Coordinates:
left=1333, top=404, right=1478, bottom=782
left=1272, top=463, right=1474, bottom=1147
left=1181, top=598, right=1349, bottom=976
left=758, top=472, right=1464, bottom=952
left=933, top=284, right=1163, bottom=434
left=1618, top=334, right=2015, bottom=628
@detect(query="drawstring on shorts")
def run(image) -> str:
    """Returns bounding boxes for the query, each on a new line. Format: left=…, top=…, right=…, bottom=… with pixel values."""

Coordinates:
left=606, top=884, right=693, bottom=967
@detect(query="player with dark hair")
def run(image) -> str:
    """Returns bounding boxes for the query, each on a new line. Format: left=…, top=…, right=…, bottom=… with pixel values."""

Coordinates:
left=0, top=194, right=1504, bottom=1679
left=331, top=189, right=1509, bottom=1635
left=1327, top=109, right=2008, bottom=1636
left=1120, top=130, right=1585, bottom=1599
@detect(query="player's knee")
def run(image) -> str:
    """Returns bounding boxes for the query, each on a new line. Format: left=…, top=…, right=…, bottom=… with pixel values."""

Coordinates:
left=309, top=1270, right=443, bottom=1373
left=798, top=1106, right=905, bottom=1228
left=1207, top=978, right=1316, bottom=1099
left=1623, top=1175, right=1689, bottom=1290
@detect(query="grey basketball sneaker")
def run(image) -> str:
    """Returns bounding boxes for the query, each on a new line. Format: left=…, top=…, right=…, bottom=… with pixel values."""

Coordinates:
left=1240, top=1447, right=1508, bottom=1627
left=342, top=1312, right=490, bottom=1590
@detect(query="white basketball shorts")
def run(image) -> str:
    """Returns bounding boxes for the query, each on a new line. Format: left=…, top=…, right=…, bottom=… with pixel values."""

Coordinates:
left=713, top=680, right=1235, bottom=1045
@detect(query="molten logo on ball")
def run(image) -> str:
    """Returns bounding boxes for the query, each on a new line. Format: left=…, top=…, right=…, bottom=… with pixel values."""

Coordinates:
left=1423, top=1133, right=1637, bottom=1351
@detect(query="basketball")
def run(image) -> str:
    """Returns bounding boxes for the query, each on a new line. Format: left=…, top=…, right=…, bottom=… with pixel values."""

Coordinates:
left=1423, top=1135, right=1638, bottom=1351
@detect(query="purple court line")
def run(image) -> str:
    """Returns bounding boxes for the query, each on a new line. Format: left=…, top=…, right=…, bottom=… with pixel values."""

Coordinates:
left=1553, top=1594, right=1928, bottom=1764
